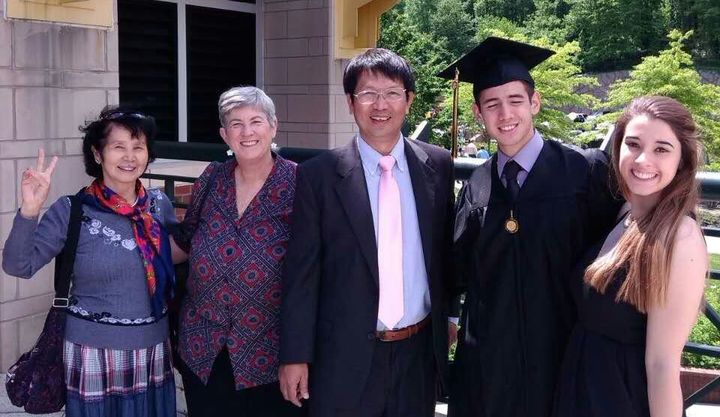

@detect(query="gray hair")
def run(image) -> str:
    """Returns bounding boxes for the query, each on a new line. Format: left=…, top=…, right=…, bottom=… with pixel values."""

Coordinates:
left=218, top=86, right=277, bottom=128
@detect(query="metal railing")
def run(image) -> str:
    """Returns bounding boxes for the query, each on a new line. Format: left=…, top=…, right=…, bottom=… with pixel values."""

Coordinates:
left=145, top=142, right=720, bottom=408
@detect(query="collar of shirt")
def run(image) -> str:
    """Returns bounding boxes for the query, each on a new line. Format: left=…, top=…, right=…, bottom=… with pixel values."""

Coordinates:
left=496, top=130, right=544, bottom=178
left=356, top=135, right=408, bottom=177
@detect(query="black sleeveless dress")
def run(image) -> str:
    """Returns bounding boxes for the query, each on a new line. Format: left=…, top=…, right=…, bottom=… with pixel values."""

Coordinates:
left=553, top=242, right=650, bottom=417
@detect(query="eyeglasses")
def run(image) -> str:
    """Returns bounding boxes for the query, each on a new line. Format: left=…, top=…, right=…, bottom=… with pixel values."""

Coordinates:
left=353, top=88, right=407, bottom=104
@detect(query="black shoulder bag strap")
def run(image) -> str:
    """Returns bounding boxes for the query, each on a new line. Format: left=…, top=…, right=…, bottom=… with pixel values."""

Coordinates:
left=52, top=193, right=83, bottom=307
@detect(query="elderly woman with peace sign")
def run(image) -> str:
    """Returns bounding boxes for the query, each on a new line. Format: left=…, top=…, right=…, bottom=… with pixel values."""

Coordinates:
left=2, top=106, right=179, bottom=417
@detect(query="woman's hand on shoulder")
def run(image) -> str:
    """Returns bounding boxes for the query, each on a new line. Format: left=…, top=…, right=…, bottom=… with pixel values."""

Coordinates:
left=20, top=149, right=58, bottom=218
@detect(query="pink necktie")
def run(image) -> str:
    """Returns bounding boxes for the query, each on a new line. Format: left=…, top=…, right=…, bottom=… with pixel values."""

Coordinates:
left=377, top=155, right=403, bottom=329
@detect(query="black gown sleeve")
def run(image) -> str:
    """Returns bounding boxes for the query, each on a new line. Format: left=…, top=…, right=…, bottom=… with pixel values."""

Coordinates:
left=584, top=149, right=624, bottom=243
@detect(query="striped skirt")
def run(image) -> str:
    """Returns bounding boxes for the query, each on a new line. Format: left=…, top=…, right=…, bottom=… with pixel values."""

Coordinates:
left=63, top=339, right=176, bottom=417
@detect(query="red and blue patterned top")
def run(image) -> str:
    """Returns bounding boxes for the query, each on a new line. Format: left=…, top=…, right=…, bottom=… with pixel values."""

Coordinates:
left=176, top=155, right=296, bottom=389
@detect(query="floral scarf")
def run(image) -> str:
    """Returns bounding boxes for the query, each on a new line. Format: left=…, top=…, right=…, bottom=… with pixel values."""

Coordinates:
left=82, top=179, right=173, bottom=318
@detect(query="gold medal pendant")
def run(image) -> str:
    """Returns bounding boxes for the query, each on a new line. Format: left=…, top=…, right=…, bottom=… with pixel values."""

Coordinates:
left=505, top=210, right=519, bottom=234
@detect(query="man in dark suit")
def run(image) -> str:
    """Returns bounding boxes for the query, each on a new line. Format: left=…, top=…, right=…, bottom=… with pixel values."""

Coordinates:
left=278, top=48, right=456, bottom=417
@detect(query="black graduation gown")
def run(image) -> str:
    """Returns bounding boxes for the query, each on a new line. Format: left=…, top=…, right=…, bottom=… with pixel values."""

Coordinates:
left=449, top=140, right=622, bottom=417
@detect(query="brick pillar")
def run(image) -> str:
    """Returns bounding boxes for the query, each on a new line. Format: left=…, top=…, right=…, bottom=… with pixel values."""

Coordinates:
left=0, top=0, right=118, bottom=369
left=263, top=0, right=358, bottom=150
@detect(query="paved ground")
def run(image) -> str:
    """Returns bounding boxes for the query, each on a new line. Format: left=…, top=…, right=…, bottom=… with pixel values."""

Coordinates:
left=0, top=372, right=718, bottom=417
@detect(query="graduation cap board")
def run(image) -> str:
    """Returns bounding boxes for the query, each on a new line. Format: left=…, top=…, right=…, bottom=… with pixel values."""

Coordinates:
left=437, top=37, right=555, bottom=157
left=437, top=37, right=555, bottom=91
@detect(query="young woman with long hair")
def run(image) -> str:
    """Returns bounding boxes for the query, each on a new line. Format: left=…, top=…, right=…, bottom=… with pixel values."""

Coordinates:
left=553, top=96, right=708, bottom=417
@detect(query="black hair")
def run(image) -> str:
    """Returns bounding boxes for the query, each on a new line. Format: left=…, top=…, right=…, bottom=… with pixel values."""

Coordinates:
left=80, top=105, right=157, bottom=178
left=343, top=48, right=416, bottom=101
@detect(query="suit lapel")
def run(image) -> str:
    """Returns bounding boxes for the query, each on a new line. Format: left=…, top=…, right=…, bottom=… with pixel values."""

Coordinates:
left=334, top=141, right=380, bottom=285
left=405, top=139, right=435, bottom=276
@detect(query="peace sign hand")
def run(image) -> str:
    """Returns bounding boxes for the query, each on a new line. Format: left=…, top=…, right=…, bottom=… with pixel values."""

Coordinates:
left=20, top=149, right=58, bottom=218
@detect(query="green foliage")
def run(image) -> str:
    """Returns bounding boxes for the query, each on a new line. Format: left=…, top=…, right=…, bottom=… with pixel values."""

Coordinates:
left=703, top=162, right=720, bottom=173
left=475, top=14, right=525, bottom=42
left=683, top=276, right=720, bottom=369
left=604, top=30, right=720, bottom=158
left=404, top=0, right=435, bottom=32
left=531, top=38, right=599, bottom=143
left=668, top=0, right=720, bottom=65
left=525, top=0, right=572, bottom=43
left=474, top=0, right=536, bottom=23
left=378, top=6, right=448, bottom=146
left=431, top=0, right=477, bottom=59
left=567, top=0, right=668, bottom=71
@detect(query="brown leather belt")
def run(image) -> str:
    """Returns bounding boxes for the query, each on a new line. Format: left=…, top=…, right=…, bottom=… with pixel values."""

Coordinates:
left=375, top=315, right=431, bottom=342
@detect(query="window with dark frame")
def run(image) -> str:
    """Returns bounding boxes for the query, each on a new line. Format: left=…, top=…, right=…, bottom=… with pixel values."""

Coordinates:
left=186, top=4, right=256, bottom=144
left=117, top=0, right=257, bottom=143
left=118, top=0, right=178, bottom=141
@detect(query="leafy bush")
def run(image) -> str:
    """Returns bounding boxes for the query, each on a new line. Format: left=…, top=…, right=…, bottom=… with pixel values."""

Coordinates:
left=683, top=255, right=720, bottom=369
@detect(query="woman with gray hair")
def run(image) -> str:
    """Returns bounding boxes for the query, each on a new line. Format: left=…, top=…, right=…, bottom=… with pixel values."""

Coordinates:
left=173, top=86, right=302, bottom=416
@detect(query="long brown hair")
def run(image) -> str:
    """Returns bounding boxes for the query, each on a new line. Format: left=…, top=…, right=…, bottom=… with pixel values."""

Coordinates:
left=585, top=96, right=701, bottom=312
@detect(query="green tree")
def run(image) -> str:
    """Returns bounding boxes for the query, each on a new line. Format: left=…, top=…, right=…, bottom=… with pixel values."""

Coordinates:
left=431, top=0, right=477, bottom=59
left=475, top=14, right=525, bottom=41
left=405, top=0, right=437, bottom=32
left=525, top=0, right=571, bottom=43
left=568, top=0, right=668, bottom=71
left=604, top=30, right=720, bottom=158
left=378, top=6, right=448, bottom=145
left=474, top=0, right=536, bottom=23
left=667, top=0, right=720, bottom=65
left=531, top=38, right=599, bottom=142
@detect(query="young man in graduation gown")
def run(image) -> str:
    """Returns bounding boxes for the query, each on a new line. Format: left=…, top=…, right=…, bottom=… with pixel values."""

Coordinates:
left=278, top=48, right=456, bottom=417
left=443, top=38, right=622, bottom=417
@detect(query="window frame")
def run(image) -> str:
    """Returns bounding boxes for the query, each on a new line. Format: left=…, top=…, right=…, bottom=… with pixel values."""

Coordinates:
left=150, top=0, right=263, bottom=142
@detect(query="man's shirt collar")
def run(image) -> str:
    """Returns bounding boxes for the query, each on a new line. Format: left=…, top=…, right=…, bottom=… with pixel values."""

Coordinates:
left=497, top=130, right=544, bottom=175
left=357, top=135, right=408, bottom=176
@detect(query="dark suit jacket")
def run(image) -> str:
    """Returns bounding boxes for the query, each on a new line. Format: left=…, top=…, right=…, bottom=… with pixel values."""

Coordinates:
left=280, top=137, right=455, bottom=408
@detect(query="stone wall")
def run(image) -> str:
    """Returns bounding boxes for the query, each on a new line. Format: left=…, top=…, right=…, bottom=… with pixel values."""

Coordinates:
left=575, top=69, right=720, bottom=103
left=263, top=0, right=358, bottom=150
left=0, top=0, right=118, bottom=369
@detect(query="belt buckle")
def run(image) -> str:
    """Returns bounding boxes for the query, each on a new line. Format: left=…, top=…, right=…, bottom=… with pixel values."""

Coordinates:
left=52, top=298, right=69, bottom=308
left=376, top=330, right=389, bottom=342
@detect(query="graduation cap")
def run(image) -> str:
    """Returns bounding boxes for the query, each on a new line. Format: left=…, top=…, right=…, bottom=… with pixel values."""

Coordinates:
left=439, top=37, right=554, bottom=157
left=437, top=37, right=555, bottom=92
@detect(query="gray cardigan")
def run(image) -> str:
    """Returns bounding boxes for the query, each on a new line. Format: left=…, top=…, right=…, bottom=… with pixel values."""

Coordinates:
left=2, top=189, right=177, bottom=350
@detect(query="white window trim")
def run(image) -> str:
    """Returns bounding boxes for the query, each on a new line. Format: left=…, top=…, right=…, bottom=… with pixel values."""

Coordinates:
left=150, top=0, right=262, bottom=142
